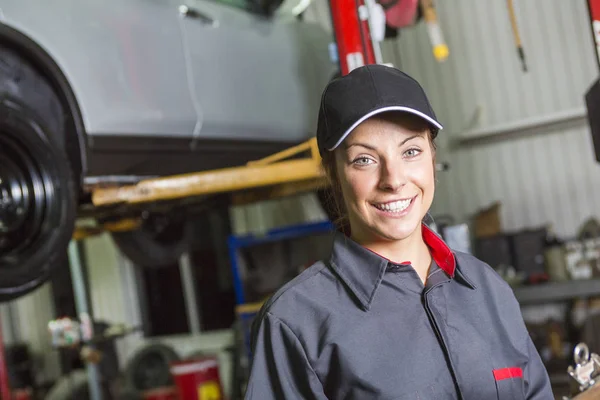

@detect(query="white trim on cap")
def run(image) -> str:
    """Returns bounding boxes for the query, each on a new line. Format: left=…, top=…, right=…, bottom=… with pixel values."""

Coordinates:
left=327, top=106, right=444, bottom=151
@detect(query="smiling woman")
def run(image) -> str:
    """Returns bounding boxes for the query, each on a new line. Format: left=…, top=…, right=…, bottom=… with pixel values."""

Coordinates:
left=322, top=113, right=438, bottom=282
left=244, top=65, right=554, bottom=400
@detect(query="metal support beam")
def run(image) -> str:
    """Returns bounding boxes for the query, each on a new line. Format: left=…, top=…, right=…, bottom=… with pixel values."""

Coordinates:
left=179, top=253, right=201, bottom=334
left=68, top=241, right=103, bottom=400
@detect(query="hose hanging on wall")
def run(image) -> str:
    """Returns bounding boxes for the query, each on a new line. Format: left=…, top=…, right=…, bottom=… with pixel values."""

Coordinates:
left=419, top=0, right=449, bottom=62
left=506, top=0, right=528, bottom=72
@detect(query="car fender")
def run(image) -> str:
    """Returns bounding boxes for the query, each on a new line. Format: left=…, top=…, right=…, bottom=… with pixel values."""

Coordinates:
left=0, top=21, right=88, bottom=182
left=0, top=0, right=197, bottom=143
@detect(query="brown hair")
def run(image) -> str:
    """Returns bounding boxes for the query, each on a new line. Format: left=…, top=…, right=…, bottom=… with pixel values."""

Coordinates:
left=320, top=125, right=437, bottom=234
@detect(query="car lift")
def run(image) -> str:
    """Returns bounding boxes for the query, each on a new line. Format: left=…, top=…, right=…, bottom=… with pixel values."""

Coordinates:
left=0, top=3, right=426, bottom=400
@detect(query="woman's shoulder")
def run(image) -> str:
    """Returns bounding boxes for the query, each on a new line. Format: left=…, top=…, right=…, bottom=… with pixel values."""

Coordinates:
left=253, top=259, right=336, bottom=326
left=453, top=250, right=514, bottom=292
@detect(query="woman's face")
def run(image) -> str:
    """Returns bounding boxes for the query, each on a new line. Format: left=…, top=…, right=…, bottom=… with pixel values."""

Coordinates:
left=334, top=113, right=435, bottom=245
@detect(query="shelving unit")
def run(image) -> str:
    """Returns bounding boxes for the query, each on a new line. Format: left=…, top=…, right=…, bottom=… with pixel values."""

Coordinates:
left=513, top=279, right=600, bottom=305
left=512, top=280, right=600, bottom=398
left=227, top=220, right=335, bottom=360
left=228, top=220, right=334, bottom=306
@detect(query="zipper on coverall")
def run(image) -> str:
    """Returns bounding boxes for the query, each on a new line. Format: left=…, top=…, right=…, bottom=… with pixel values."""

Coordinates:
left=424, top=285, right=464, bottom=400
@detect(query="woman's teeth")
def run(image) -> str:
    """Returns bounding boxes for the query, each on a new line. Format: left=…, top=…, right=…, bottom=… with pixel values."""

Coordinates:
left=374, top=198, right=412, bottom=213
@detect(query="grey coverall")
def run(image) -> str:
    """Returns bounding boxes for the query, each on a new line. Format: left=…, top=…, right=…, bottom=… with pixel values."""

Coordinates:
left=245, top=224, right=553, bottom=399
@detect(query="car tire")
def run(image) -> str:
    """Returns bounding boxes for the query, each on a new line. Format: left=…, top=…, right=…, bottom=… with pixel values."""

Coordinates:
left=110, top=212, right=190, bottom=268
left=124, top=343, right=180, bottom=393
left=0, top=46, right=77, bottom=302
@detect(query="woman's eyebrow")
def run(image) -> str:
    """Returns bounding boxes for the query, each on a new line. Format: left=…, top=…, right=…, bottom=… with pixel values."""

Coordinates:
left=346, top=133, right=424, bottom=151
left=346, top=142, right=378, bottom=151
left=400, top=134, right=422, bottom=145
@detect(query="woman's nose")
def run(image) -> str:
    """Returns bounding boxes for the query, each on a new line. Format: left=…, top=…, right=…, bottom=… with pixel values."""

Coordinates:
left=378, top=161, right=407, bottom=192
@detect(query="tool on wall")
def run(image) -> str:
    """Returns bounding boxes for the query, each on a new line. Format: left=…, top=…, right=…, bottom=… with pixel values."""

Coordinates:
left=506, top=0, right=527, bottom=72
left=419, top=0, right=449, bottom=62
left=378, top=0, right=420, bottom=30
left=565, top=342, right=600, bottom=398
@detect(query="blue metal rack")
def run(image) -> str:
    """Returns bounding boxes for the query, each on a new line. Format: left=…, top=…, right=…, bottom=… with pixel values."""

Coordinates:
left=227, top=220, right=335, bottom=361
left=227, top=219, right=335, bottom=305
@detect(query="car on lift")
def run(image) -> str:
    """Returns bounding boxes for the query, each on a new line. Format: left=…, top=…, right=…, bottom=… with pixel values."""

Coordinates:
left=0, top=0, right=335, bottom=301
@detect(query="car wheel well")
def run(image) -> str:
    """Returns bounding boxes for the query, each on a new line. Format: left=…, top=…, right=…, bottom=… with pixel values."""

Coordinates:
left=0, top=23, right=88, bottom=187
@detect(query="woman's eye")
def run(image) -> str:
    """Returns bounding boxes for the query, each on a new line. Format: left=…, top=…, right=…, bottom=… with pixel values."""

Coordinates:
left=404, top=148, right=422, bottom=158
left=353, top=157, right=373, bottom=166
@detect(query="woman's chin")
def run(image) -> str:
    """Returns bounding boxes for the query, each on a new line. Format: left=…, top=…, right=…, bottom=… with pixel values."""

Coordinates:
left=372, top=220, right=422, bottom=242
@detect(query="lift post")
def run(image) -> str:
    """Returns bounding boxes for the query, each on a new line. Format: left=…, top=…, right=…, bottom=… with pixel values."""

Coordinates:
left=328, top=0, right=379, bottom=75
left=589, top=0, right=600, bottom=70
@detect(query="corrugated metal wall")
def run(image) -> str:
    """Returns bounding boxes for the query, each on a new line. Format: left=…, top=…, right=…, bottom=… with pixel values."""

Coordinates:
left=83, top=234, right=144, bottom=368
left=389, top=0, right=600, bottom=238
left=2, top=283, right=60, bottom=384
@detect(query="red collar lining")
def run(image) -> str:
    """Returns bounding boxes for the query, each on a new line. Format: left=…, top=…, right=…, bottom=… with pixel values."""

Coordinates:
left=422, top=223, right=456, bottom=277
left=351, top=224, right=456, bottom=276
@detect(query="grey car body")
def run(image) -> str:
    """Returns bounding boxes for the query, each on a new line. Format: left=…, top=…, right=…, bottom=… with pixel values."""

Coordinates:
left=0, top=0, right=335, bottom=301
left=0, top=0, right=335, bottom=177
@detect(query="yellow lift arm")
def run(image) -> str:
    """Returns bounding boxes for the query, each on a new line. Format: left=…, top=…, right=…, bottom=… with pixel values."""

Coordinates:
left=74, top=138, right=328, bottom=239
left=92, top=137, right=326, bottom=207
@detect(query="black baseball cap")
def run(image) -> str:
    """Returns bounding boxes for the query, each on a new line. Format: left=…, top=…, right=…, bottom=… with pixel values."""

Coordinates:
left=316, top=64, right=443, bottom=156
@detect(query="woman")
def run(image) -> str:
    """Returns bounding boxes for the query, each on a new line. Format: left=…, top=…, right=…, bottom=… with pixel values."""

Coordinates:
left=244, top=64, right=553, bottom=399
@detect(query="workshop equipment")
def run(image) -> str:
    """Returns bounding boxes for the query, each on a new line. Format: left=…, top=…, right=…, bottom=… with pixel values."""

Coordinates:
left=124, top=344, right=180, bottom=394
left=506, top=0, right=527, bottom=71
left=585, top=79, right=600, bottom=163
left=0, top=317, right=10, bottom=400
left=420, top=0, right=449, bottom=62
left=329, top=0, right=378, bottom=74
left=68, top=241, right=103, bottom=400
left=379, top=0, right=420, bottom=29
left=90, top=138, right=326, bottom=208
left=509, top=227, right=549, bottom=284
left=142, top=386, right=179, bottom=400
left=568, top=343, right=600, bottom=393
left=170, top=357, right=224, bottom=400
left=585, top=0, right=600, bottom=165
left=588, top=0, right=600, bottom=69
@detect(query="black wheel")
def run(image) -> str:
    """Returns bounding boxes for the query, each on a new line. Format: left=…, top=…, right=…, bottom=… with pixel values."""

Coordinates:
left=0, top=96, right=76, bottom=301
left=124, top=343, right=179, bottom=392
left=110, top=211, right=190, bottom=268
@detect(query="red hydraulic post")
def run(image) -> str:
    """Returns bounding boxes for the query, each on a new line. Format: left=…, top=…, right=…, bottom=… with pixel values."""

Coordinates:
left=0, top=317, right=11, bottom=400
left=329, top=0, right=377, bottom=75
left=588, top=0, right=600, bottom=70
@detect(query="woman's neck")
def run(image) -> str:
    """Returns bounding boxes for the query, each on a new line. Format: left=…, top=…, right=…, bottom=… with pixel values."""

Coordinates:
left=353, top=225, right=432, bottom=284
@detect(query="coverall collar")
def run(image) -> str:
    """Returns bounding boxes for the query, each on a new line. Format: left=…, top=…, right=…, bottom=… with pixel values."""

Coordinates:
left=329, top=223, right=475, bottom=311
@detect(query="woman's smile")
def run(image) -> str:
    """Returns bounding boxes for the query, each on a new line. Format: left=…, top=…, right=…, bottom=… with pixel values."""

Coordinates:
left=371, top=194, right=417, bottom=216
